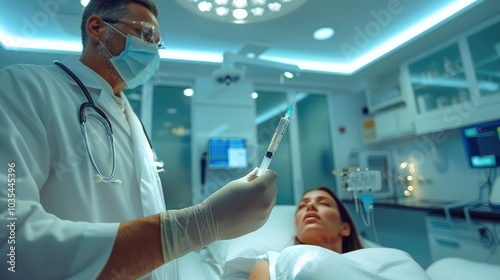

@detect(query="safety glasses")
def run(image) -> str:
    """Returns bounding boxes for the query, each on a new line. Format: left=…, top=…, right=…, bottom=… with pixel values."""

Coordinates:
left=103, top=18, right=165, bottom=49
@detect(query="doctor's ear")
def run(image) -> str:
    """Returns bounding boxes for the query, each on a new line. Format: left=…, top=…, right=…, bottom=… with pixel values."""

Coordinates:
left=86, top=15, right=107, bottom=44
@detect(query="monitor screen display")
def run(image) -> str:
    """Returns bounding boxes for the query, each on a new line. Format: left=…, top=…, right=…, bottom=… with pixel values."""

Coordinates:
left=208, top=138, right=248, bottom=169
left=461, top=119, right=500, bottom=168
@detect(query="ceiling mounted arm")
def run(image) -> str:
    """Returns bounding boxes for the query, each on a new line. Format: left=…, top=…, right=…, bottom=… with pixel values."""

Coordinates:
left=222, top=51, right=300, bottom=73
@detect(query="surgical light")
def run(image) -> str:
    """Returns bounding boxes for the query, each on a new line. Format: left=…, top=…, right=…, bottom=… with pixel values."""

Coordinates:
left=80, top=0, right=90, bottom=7
left=175, top=0, right=308, bottom=23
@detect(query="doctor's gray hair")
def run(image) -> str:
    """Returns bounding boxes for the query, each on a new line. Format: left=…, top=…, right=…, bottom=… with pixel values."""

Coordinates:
left=80, top=0, right=159, bottom=48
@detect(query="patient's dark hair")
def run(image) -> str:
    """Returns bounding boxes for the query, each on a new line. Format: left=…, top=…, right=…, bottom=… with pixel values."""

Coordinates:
left=80, top=0, right=159, bottom=48
left=295, top=186, right=364, bottom=253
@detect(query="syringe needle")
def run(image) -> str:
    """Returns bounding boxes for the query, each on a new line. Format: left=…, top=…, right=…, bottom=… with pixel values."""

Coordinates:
left=291, top=94, right=297, bottom=107
left=285, top=95, right=297, bottom=117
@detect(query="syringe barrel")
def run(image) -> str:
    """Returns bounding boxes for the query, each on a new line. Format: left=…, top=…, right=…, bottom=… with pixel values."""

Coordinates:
left=266, top=116, right=289, bottom=154
left=257, top=156, right=272, bottom=176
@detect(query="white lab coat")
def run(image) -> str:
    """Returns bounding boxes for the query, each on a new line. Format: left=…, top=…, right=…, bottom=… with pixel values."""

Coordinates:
left=0, top=56, right=174, bottom=279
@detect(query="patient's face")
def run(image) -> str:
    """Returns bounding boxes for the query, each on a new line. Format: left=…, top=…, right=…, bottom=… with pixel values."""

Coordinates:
left=295, top=190, right=350, bottom=253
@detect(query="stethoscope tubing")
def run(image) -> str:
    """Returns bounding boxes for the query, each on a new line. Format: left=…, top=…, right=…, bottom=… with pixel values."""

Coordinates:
left=53, top=60, right=164, bottom=180
left=55, top=61, right=118, bottom=182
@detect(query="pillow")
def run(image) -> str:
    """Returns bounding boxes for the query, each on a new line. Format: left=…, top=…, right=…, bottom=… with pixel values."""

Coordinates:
left=205, top=205, right=297, bottom=270
left=426, top=257, right=500, bottom=280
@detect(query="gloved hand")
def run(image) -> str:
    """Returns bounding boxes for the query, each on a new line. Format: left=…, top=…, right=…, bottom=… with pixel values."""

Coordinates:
left=204, top=167, right=278, bottom=239
left=160, top=168, right=278, bottom=263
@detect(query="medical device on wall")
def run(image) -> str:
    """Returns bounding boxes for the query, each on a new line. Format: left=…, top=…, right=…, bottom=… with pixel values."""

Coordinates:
left=333, top=168, right=382, bottom=233
left=346, top=150, right=394, bottom=198
left=460, top=118, right=500, bottom=208
left=257, top=95, right=296, bottom=176
left=208, top=138, right=248, bottom=169
left=54, top=61, right=164, bottom=185
left=341, top=169, right=383, bottom=193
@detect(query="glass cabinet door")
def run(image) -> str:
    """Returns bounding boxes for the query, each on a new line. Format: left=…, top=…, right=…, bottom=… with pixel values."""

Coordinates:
left=467, top=21, right=500, bottom=98
left=152, top=85, right=192, bottom=209
left=408, top=43, right=469, bottom=114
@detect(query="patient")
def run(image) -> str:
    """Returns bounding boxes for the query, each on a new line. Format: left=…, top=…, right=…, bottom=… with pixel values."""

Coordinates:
left=248, top=186, right=362, bottom=279
left=248, top=187, right=431, bottom=280
left=294, top=186, right=363, bottom=253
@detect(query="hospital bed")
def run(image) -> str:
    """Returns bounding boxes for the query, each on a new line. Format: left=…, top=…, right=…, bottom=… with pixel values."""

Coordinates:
left=176, top=205, right=500, bottom=280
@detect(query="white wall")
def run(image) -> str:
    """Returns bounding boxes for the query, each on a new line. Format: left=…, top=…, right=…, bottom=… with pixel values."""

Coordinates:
left=328, top=92, right=367, bottom=197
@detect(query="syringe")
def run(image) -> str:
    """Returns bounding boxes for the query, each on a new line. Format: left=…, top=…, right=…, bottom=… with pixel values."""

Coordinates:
left=257, top=96, right=296, bottom=176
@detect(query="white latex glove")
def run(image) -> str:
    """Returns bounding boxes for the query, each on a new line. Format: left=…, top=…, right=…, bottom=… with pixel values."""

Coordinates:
left=160, top=168, right=278, bottom=263
left=205, top=167, right=278, bottom=239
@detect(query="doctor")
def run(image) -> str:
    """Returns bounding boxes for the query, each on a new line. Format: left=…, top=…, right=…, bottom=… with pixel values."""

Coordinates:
left=0, top=0, right=278, bottom=279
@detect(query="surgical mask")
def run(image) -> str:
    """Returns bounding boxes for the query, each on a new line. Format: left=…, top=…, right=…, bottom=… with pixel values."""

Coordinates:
left=101, top=25, right=160, bottom=89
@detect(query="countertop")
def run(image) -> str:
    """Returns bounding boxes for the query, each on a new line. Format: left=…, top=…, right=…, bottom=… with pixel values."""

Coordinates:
left=343, top=197, right=500, bottom=222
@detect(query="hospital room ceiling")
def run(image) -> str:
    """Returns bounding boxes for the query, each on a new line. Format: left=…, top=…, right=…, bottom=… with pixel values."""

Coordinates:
left=1, top=0, right=499, bottom=92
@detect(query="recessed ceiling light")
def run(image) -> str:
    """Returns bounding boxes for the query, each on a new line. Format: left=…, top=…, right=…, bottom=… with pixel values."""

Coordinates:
left=246, top=52, right=257, bottom=58
left=80, top=0, right=90, bottom=7
left=184, top=88, right=194, bottom=96
left=313, top=27, right=335, bottom=41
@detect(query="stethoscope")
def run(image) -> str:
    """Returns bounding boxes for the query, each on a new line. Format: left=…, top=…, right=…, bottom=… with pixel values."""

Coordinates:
left=54, top=61, right=164, bottom=185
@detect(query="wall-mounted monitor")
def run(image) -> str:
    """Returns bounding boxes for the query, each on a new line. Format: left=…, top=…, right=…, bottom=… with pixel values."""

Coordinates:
left=208, top=138, right=248, bottom=169
left=461, top=118, right=500, bottom=168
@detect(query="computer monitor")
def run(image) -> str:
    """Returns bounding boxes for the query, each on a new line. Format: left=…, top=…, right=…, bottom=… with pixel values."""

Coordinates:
left=460, top=118, right=500, bottom=168
left=208, top=138, right=248, bottom=169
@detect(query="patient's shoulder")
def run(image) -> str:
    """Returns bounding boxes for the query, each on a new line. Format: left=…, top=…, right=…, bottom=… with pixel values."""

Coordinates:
left=248, top=260, right=270, bottom=280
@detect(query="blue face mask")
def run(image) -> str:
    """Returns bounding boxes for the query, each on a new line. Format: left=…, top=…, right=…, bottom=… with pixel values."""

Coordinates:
left=101, top=33, right=160, bottom=89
